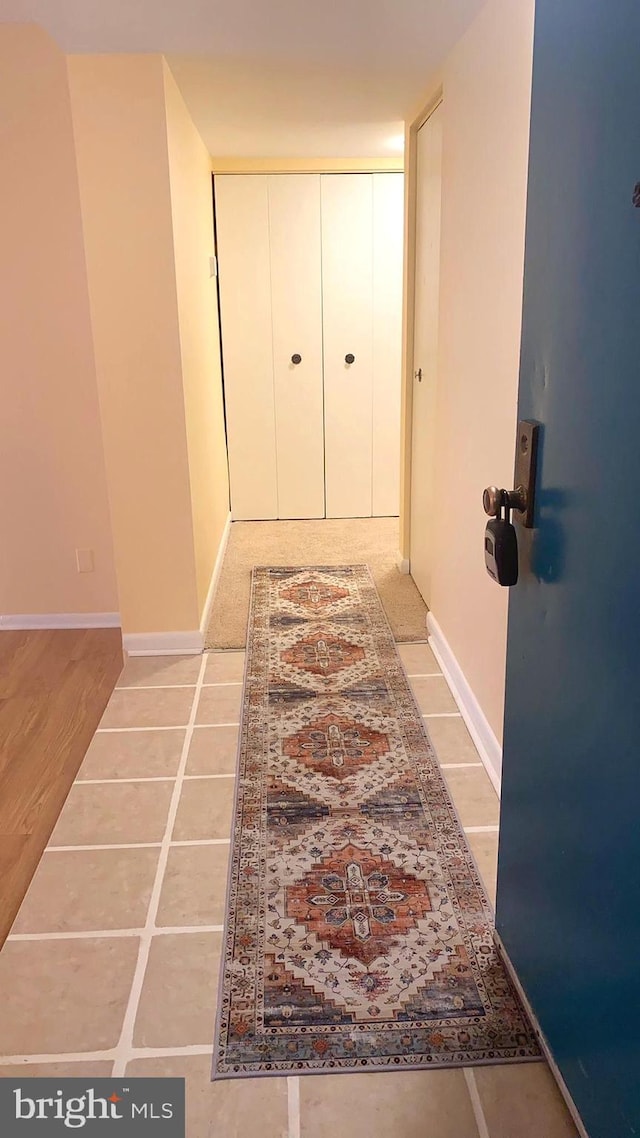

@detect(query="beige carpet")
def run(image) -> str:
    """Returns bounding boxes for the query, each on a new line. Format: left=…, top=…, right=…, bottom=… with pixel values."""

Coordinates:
left=205, top=517, right=428, bottom=649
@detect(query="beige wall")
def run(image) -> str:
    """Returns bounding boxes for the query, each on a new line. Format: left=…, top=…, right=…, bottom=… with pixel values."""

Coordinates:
left=163, top=62, right=230, bottom=617
left=0, top=25, right=118, bottom=618
left=68, top=54, right=202, bottom=635
left=405, top=0, right=534, bottom=743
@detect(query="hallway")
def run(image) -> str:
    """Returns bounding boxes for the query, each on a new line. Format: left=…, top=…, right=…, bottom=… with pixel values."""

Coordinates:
left=0, top=527, right=576, bottom=1137
left=1, top=0, right=638, bottom=1128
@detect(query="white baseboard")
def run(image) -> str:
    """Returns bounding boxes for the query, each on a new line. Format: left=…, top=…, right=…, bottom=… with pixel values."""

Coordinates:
left=395, top=551, right=410, bottom=575
left=0, top=612, right=121, bottom=630
left=123, top=512, right=233, bottom=657
left=123, top=630, right=204, bottom=657
left=427, top=612, right=502, bottom=795
left=494, top=932, right=590, bottom=1138
left=200, top=511, right=232, bottom=638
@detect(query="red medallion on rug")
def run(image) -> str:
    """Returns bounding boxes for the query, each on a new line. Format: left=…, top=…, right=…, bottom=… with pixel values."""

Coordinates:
left=286, top=843, right=433, bottom=966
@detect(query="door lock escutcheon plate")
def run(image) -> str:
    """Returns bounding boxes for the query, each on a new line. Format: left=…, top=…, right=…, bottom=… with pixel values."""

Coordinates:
left=512, top=420, right=539, bottom=528
left=482, top=421, right=540, bottom=530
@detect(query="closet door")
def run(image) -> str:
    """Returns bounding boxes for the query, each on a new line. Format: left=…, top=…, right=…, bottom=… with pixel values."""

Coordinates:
left=372, top=173, right=404, bottom=516
left=215, top=175, right=278, bottom=520
left=321, top=175, right=374, bottom=519
left=268, top=176, right=325, bottom=519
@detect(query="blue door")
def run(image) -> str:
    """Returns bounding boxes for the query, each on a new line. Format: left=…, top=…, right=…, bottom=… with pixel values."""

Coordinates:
left=496, top=3, right=640, bottom=1137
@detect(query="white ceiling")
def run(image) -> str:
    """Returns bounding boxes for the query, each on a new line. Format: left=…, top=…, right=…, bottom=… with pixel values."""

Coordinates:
left=0, top=0, right=486, bottom=156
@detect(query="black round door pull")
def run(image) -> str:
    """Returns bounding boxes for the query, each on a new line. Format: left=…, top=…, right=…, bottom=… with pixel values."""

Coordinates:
left=291, top=353, right=302, bottom=365
left=345, top=353, right=355, bottom=365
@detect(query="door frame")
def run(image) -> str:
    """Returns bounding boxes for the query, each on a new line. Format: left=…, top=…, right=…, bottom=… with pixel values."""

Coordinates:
left=398, top=87, right=443, bottom=571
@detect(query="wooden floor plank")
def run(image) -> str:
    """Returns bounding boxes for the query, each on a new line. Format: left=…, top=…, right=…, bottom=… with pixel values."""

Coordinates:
left=0, top=628, right=123, bottom=947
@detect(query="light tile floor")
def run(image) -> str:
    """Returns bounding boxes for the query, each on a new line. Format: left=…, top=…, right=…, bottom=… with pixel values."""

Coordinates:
left=0, top=644, right=579, bottom=1138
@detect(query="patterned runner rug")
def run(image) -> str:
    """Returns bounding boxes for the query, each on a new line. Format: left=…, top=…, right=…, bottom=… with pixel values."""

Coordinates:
left=214, top=566, right=539, bottom=1078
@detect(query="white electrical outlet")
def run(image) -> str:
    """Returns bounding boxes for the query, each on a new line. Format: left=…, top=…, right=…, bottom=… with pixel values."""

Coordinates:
left=76, top=548, right=94, bottom=573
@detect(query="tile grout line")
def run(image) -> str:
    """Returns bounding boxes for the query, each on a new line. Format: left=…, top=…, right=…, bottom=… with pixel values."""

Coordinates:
left=464, top=1069, right=491, bottom=1138
left=423, top=712, right=461, bottom=718
left=128, top=1044, right=215, bottom=1060
left=170, top=839, right=231, bottom=847
left=184, top=774, right=235, bottom=781
left=8, top=929, right=143, bottom=942
left=8, top=926, right=225, bottom=943
left=96, top=723, right=240, bottom=734
left=46, top=840, right=231, bottom=852
left=116, top=685, right=194, bottom=691
left=406, top=672, right=443, bottom=678
left=74, top=775, right=235, bottom=786
left=439, top=762, right=483, bottom=769
left=76, top=777, right=176, bottom=785
left=96, top=726, right=187, bottom=734
left=47, top=843, right=162, bottom=853
left=110, top=652, right=209, bottom=1078
left=288, top=1075, right=301, bottom=1138
left=0, top=1045, right=215, bottom=1067
left=116, top=682, right=243, bottom=691
left=184, top=774, right=235, bottom=780
left=464, top=825, right=500, bottom=834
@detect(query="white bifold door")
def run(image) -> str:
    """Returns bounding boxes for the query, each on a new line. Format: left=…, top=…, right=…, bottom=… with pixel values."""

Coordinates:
left=215, top=172, right=404, bottom=521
